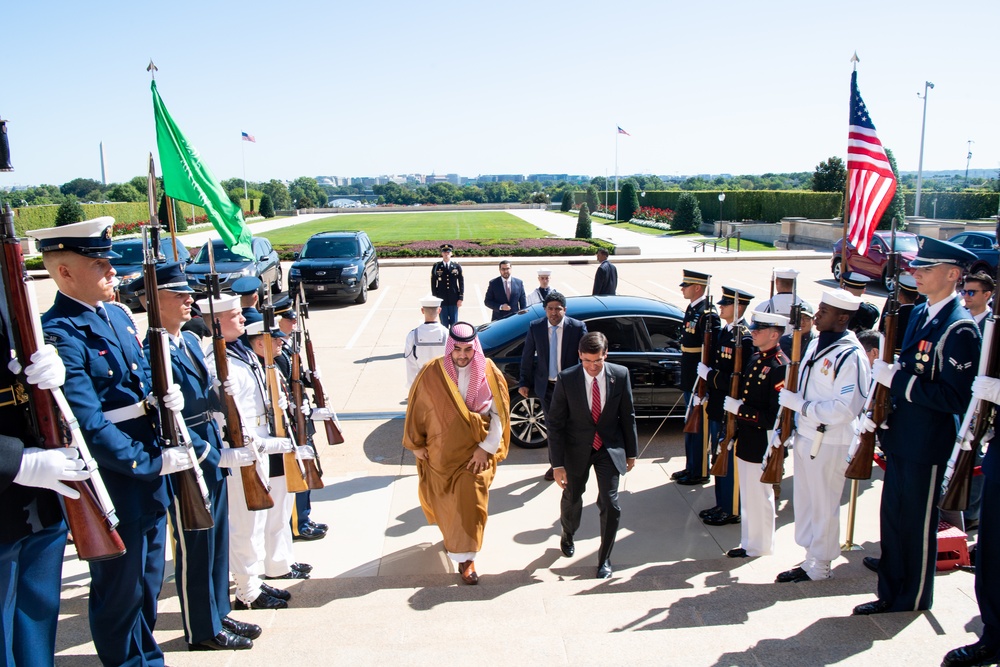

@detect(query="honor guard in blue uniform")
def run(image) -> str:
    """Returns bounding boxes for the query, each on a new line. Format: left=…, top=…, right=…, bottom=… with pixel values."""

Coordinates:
left=673, top=269, right=719, bottom=485
left=943, top=372, right=1000, bottom=666
left=133, top=262, right=258, bottom=651
left=29, top=217, right=193, bottom=667
left=698, top=286, right=754, bottom=525
left=722, top=312, right=788, bottom=559
left=879, top=273, right=920, bottom=356
left=854, top=237, right=981, bottom=616
left=431, top=244, right=464, bottom=327
left=841, top=272, right=880, bottom=332
left=0, top=313, right=90, bottom=666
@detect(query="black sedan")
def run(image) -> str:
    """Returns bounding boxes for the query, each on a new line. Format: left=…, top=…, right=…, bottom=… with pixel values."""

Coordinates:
left=478, top=295, right=687, bottom=448
left=947, top=230, right=998, bottom=276
left=111, top=237, right=191, bottom=311
left=184, top=237, right=282, bottom=296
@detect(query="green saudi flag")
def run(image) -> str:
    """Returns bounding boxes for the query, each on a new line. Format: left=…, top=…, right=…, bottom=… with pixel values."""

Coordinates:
left=151, top=80, right=253, bottom=259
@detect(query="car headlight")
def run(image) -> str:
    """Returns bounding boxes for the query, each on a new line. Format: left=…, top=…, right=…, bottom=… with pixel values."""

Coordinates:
left=239, top=268, right=252, bottom=276
left=289, top=268, right=301, bottom=278
left=341, top=265, right=358, bottom=276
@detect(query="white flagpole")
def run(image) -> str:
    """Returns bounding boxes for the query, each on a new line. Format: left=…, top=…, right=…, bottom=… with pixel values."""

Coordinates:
left=241, top=137, right=248, bottom=201
left=614, top=126, right=619, bottom=221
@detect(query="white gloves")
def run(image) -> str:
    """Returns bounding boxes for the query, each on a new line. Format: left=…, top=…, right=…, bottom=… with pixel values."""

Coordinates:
left=276, top=393, right=289, bottom=412
left=696, top=362, right=711, bottom=381
left=872, top=360, right=898, bottom=388
left=18, top=345, right=67, bottom=390
left=13, top=447, right=90, bottom=498
left=310, top=367, right=322, bottom=381
left=254, top=435, right=294, bottom=455
left=218, top=447, right=256, bottom=469
left=769, top=431, right=783, bottom=449
left=310, top=407, right=334, bottom=422
left=223, top=378, right=238, bottom=396
left=972, top=376, right=1000, bottom=405
left=296, top=445, right=316, bottom=460
left=298, top=401, right=311, bottom=417
left=159, top=447, right=195, bottom=475
left=778, top=389, right=805, bottom=412
left=723, top=397, right=743, bottom=415
left=690, top=394, right=702, bottom=407
left=147, top=385, right=185, bottom=413
left=859, top=415, right=880, bottom=434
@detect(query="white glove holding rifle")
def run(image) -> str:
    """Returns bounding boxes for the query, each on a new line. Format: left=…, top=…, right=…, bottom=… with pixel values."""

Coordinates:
left=159, top=447, right=195, bottom=475
left=13, top=446, right=90, bottom=498
left=9, top=345, right=67, bottom=390
left=218, top=447, right=256, bottom=469
left=253, top=435, right=294, bottom=455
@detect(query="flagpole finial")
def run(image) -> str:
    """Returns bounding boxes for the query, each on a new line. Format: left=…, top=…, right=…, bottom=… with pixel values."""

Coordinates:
left=147, top=60, right=158, bottom=80
left=851, top=52, right=859, bottom=71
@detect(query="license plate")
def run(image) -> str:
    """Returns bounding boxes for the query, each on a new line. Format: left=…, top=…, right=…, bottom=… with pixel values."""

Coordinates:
left=314, top=285, right=326, bottom=291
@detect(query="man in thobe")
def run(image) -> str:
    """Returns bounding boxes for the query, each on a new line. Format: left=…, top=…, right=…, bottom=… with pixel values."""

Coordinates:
left=402, top=322, right=511, bottom=585
left=403, top=294, right=449, bottom=390
left=773, top=289, right=870, bottom=583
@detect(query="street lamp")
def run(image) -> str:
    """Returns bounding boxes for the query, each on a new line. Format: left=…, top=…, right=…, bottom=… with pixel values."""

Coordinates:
left=718, top=192, right=726, bottom=223
left=914, top=81, right=934, bottom=217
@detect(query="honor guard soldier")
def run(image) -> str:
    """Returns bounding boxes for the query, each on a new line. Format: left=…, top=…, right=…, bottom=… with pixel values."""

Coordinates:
left=756, top=267, right=811, bottom=334
left=431, top=244, right=464, bottom=327
left=30, top=217, right=191, bottom=666
left=698, top=286, right=754, bottom=525
left=232, top=275, right=262, bottom=316
left=133, top=262, right=257, bottom=650
left=0, top=312, right=89, bottom=666
left=525, top=268, right=555, bottom=307
left=673, top=269, right=719, bottom=485
left=879, top=273, right=920, bottom=355
left=780, top=301, right=816, bottom=359
left=722, top=311, right=788, bottom=559
left=774, top=289, right=870, bottom=583
left=841, top=272, right=880, bottom=332
left=404, top=294, right=450, bottom=390
left=854, top=236, right=981, bottom=616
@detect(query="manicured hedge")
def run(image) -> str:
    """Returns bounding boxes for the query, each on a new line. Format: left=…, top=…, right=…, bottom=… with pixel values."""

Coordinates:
left=587, top=190, right=843, bottom=223
left=14, top=202, right=210, bottom=236
left=272, top=238, right=614, bottom=261
left=903, top=192, right=1000, bottom=220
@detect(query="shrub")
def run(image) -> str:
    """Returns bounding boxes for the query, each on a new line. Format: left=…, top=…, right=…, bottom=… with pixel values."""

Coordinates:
left=576, top=203, right=592, bottom=238
left=586, top=185, right=600, bottom=214
left=673, top=193, right=703, bottom=232
left=560, top=190, right=575, bottom=212
left=260, top=194, right=275, bottom=218
left=619, top=182, right=640, bottom=222
left=55, top=198, right=85, bottom=226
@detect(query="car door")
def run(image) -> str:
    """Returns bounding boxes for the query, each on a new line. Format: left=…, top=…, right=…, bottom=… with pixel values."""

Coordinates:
left=639, top=315, right=684, bottom=412
left=582, top=316, right=650, bottom=407
left=851, top=236, right=884, bottom=279
left=255, top=238, right=279, bottom=285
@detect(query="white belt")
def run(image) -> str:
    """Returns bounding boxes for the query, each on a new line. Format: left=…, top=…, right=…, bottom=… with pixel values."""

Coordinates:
left=103, top=401, right=148, bottom=424
left=244, top=413, right=268, bottom=427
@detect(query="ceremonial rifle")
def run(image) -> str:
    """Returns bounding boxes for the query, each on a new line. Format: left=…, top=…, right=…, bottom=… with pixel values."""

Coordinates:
left=761, top=284, right=801, bottom=485
left=710, top=320, right=744, bottom=478
left=299, top=282, right=344, bottom=445
left=684, top=282, right=713, bottom=435
left=204, top=237, right=273, bottom=511
left=143, top=156, right=213, bottom=530
left=0, top=203, right=126, bottom=560
left=288, top=294, right=324, bottom=487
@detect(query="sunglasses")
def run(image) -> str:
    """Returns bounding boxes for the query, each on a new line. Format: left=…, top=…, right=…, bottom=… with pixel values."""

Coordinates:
left=961, top=289, right=986, bottom=296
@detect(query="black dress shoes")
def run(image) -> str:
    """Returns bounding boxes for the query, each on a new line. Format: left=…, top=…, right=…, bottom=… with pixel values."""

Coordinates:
left=560, top=533, right=575, bottom=558
left=544, top=468, right=555, bottom=481
left=221, top=616, right=261, bottom=640
left=307, top=520, right=329, bottom=532
left=265, top=568, right=310, bottom=580
left=291, top=562, right=313, bottom=574
left=726, top=548, right=748, bottom=558
left=775, top=567, right=810, bottom=583
left=596, top=560, right=612, bottom=579
left=293, top=524, right=326, bottom=541
left=704, top=512, right=741, bottom=526
left=862, top=556, right=880, bottom=573
left=670, top=469, right=689, bottom=481
left=677, top=475, right=710, bottom=486
left=459, top=560, right=479, bottom=585
left=852, top=599, right=892, bottom=616
left=942, top=640, right=1000, bottom=667
left=188, top=629, right=252, bottom=651
left=260, top=583, right=291, bottom=601
left=233, top=592, right=287, bottom=610
left=699, top=506, right=722, bottom=519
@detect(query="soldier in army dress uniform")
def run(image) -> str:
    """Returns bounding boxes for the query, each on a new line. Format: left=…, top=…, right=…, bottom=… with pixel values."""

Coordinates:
left=431, top=244, right=464, bottom=327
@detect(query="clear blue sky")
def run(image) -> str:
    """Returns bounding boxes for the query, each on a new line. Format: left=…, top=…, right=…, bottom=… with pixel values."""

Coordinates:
left=3, top=0, right=998, bottom=187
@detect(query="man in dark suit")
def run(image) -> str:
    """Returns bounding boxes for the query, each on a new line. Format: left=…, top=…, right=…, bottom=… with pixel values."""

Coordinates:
left=484, top=260, right=526, bottom=321
left=854, top=236, right=981, bottom=616
left=592, top=249, right=618, bottom=296
left=518, top=292, right=586, bottom=480
left=548, top=332, right=638, bottom=579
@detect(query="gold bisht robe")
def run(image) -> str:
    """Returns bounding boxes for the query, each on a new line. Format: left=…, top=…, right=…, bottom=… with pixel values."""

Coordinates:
left=403, top=358, right=511, bottom=554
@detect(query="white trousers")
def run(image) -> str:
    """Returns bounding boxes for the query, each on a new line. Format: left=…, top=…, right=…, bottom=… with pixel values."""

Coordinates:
left=737, top=457, right=775, bottom=557
left=227, top=463, right=268, bottom=603
left=264, top=476, right=296, bottom=577
left=793, top=434, right=849, bottom=579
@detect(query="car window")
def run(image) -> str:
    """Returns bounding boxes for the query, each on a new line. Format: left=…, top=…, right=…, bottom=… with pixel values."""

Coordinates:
left=303, top=239, right=360, bottom=259
left=584, top=317, right=641, bottom=352
left=110, top=242, right=144, bottom=265
left=642, top=317, right=682, bottom=352
left=951, top=235, right=968, bottom=247
left=967, top=235, right=992, bottom=250
left=870, top=238, right=885, bottom=253
left=195, top=241, right=250, bottom=263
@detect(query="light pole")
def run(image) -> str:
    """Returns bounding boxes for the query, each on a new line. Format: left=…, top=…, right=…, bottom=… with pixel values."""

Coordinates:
left=914, top=81, right=934, bottom=217
left=965, top=140, right=974, bottom=183
left=718, top=192, right=726, bottom=228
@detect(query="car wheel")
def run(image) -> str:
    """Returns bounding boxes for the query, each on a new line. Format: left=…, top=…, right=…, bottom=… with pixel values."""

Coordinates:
left=970, top=261, right=992, bottom=277
left=831, top=257, right=843, bottom=281
left=882, top=268, right=896, bottom=292
left=369, top=270, right=379, bottom=290
left=509, top=392, right=548, bottom=449
left=355, top=277, right=368, bottom=304
left=272, top=267, right=283, bottom=294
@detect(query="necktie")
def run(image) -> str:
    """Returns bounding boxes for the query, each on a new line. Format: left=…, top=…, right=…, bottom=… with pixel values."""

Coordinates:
left=505, top=280, right=511, bottom=300
left=591, top=376, right=603, bottom=450
left=549, top=325, right=559, bottom=380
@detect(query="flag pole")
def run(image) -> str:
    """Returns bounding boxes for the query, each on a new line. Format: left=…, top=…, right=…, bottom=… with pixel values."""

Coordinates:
left=614, top=126, right=619, bottom=221
left=241, top=138, right=248, bottom=202
left=839, top=53, right=858, bottom=290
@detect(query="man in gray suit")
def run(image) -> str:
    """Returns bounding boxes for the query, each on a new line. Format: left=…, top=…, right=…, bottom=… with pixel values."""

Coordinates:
left=548, top=332, right=637, bottom=578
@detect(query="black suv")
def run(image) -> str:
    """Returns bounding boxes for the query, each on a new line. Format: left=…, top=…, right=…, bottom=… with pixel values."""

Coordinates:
left=111, top=237, right=191, bottom=311
left=185, top=237, right=282, bottom=296
left=288, top=231, right=380, bottom=303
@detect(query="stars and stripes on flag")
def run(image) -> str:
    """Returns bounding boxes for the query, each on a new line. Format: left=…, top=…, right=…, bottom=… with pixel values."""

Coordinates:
left=241, top=131, right=256, bottom=143
left=846, top=71, right=896, bottom=257
left=617, top=126, right=630, bottom=136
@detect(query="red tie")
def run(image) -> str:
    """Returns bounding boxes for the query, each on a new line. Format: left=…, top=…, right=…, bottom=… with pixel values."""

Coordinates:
left=591, top=376, right=603, bottom=450
left=505, top=280, right=511, bottom=300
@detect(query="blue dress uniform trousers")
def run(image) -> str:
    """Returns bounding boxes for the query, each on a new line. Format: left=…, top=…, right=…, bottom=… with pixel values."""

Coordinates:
left=709, top=419, right=739, bottom=515
left=294, top=490, right=312, bottom=532
left=975, top=440, right=999, bottom=649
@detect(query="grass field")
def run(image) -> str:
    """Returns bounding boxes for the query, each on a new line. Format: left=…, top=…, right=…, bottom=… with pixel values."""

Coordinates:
left=260, top=211, right=551, bottom=245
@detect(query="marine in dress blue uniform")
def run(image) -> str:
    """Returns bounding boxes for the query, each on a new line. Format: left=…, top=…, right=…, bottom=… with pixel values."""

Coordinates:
left=431, top=244, right=463, bottom=327
left=29, top=217, right=171, bottom=667
left=675, top=269, right=719, bottom=485
left=854, top=237, right=981, bottom=616
left=132, top=262, right=255, bottom=651
left=699, top=287, right=754, bottom=525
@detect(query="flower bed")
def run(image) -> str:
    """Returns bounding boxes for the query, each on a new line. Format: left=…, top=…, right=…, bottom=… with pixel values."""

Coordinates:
left=272, top=238, right=611, bottom=260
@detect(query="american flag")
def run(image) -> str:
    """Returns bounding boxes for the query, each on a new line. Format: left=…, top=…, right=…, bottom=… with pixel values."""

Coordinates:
left=617, top=126, right=630, bottom=136
left=846, top=71, right=896, bottom=256
left=241, top=131, right=255, bottom=143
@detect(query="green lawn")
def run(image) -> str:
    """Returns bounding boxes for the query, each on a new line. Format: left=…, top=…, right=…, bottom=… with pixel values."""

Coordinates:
left=260, top=211, right=551, bottom=245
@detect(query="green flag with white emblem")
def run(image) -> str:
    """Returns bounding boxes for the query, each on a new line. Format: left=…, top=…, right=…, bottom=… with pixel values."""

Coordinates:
left=151, top=80, right=253, bottom=259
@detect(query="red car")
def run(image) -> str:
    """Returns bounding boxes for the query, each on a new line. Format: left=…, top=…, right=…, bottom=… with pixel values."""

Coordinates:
left=832, top=231, right=919, bottom=291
